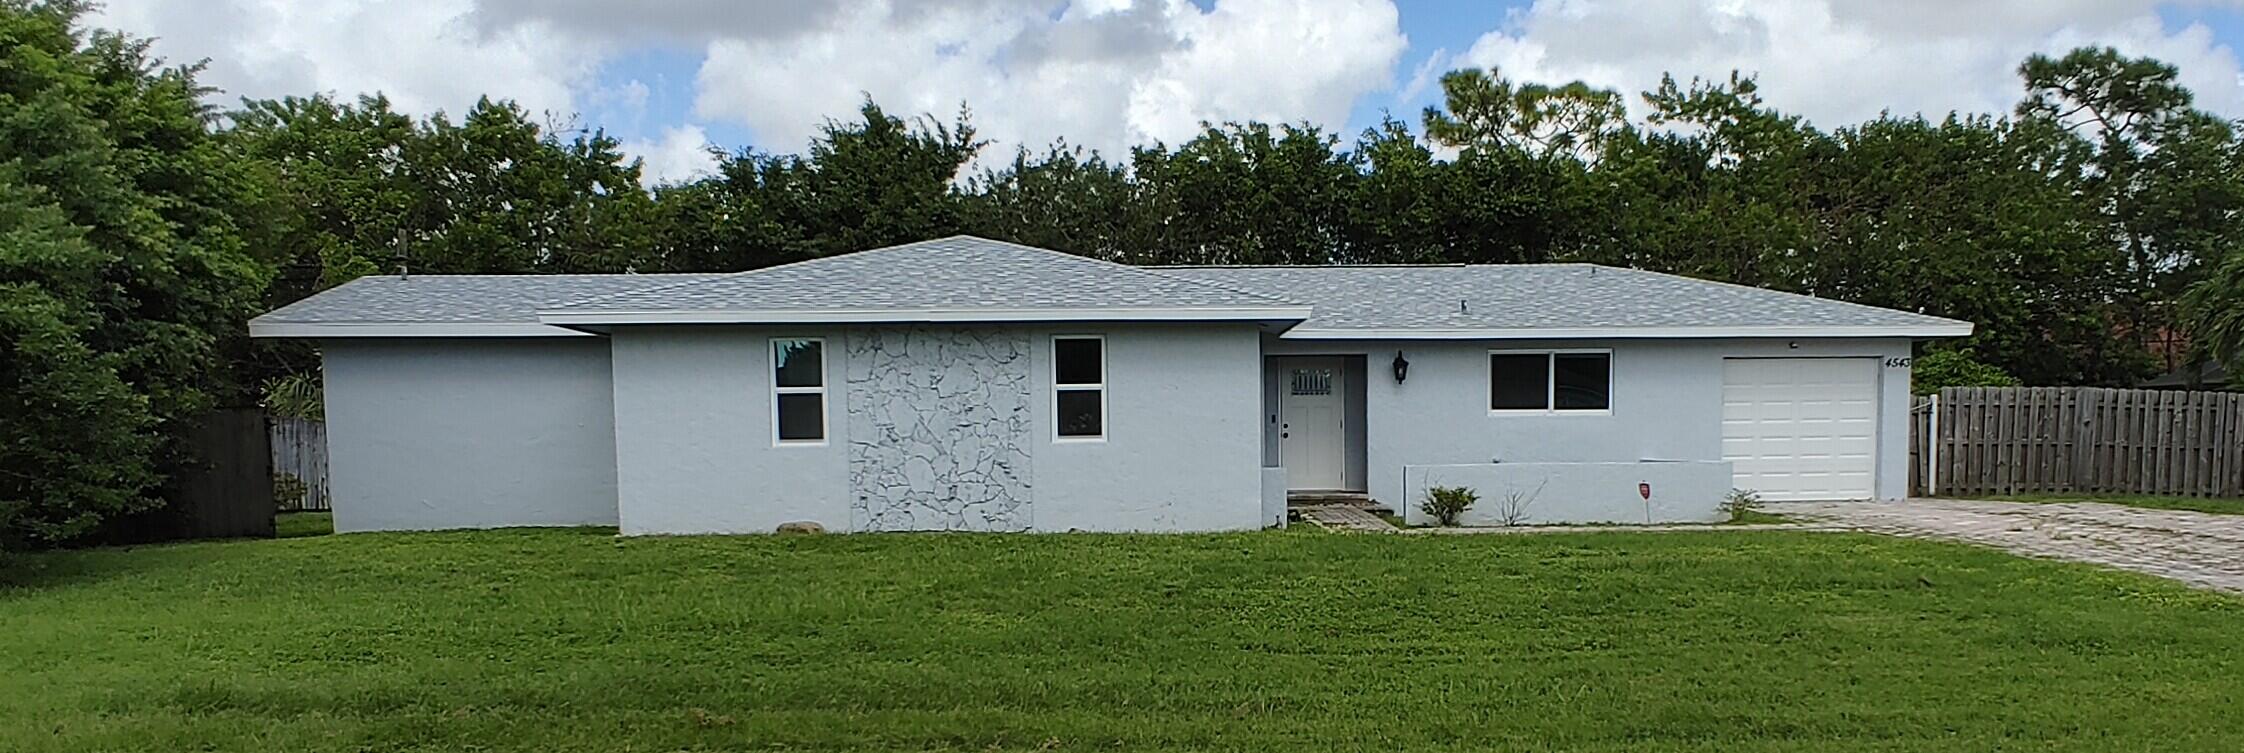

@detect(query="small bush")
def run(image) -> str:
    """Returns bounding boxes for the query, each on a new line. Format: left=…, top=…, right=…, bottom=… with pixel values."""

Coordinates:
left=1420, top=485, right=1479, bottom=526
left=273, top=473, right=307, bottom=511
left=1492, top=480, right=1546, bottom=526
left=1721, top=488, right=1764, bottom=522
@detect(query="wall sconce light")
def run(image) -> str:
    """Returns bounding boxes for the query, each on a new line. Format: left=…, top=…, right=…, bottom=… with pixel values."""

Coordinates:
left=1392, top=350, right=1410, bottom=383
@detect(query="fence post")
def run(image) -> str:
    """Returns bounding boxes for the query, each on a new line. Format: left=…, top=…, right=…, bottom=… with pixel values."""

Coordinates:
left=1926, top=392, right=1940, bottom=497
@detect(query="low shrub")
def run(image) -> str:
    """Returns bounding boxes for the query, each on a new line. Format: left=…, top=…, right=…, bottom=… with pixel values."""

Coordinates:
left=273, top=473, right=308, bottom=511
left=1721, top=488, right=1765, bottom=522
left=1420, top=485, right=1479, bottom=526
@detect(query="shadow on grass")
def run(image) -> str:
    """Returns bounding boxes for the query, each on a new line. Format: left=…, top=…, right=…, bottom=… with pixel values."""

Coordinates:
left=275, top=512, right=333, bottom=539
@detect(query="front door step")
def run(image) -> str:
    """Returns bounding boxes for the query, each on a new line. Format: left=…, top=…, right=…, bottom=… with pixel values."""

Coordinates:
left=1291, top=503, right=1399, bottom=533
left=1287, top=492, right=1389, bottom=514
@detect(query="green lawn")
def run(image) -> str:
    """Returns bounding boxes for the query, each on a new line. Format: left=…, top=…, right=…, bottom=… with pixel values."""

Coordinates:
left=274, top=511, right=333, bottom=538
left=1983, top=493, right=2244, bottom=516
left=4, top=528, right=2242, bottom=751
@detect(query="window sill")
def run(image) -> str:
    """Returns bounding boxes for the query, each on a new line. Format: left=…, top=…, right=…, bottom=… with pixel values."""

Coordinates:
left=773, top=440, right=830, bottom=448
left=1487, top=409, right=1613, bottom=417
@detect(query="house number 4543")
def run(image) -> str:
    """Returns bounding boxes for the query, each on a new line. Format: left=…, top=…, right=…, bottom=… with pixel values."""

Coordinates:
left=1884, top=357, right=1913, bottom=368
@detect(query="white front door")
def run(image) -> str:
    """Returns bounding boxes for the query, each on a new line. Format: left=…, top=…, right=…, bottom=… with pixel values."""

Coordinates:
left=1280, top=358, right=1346, bottom=490
left=1720, top=357, right=1879, bottom=501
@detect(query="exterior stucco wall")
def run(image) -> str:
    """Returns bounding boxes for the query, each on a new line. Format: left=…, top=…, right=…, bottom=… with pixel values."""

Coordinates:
left=1027, top=323, right=1266, bottom=532
left=1402, top=461, right=1733, bottom=525
left=1265, top=336, right=1915, bottom=509
left=320, top=339, right=619, bottom=532
left=609, top=322, right=1266, bottom=534
left=609, top=326, right=850, bottom=535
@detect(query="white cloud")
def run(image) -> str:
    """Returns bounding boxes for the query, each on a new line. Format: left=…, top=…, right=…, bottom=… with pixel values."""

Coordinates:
left=96, top=0, right=1408, bottom=174
left=622, top=124, right=720, bottom=186
left=92, top=0, right=598, bottom=119
left=1456, top=0, right=2244, bottom=126
left=689, top=0, right=1409, bottom=161
left=93, top=0, right=2244, bottom=179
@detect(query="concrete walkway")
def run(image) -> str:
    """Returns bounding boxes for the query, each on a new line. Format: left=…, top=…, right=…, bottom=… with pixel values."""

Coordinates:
left=1778, top=498, right=2244, bottom=594
left=1406, top=522, right=1841, bottom=535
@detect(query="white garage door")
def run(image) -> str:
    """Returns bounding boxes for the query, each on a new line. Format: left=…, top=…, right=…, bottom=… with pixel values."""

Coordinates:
left=1721, top=358, right=1878, bottom=501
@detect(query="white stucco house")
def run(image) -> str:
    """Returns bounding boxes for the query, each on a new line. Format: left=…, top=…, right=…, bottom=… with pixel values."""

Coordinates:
left=251, top=236, right=1972, bottom=534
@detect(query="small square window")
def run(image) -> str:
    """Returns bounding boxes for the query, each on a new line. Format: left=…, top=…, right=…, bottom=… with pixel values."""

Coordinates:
left=1553, top=353, right=1611, bottom=411
left=1489, top=353, right=1550, bottom=410
left=775, top=393, right=825, bottom=441
left=1056, top=390, right=1102, bottom=437
left=1055, top=338, right=1102, bottom=385
left=774, top=339, right=824, bottom=388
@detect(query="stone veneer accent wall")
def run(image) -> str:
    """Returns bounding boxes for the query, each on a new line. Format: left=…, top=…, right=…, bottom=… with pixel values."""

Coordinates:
left=844, top=326, right=1034, bottom=531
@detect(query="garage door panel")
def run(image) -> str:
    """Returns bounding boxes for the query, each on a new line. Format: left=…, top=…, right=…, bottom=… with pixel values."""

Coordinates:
left=1720, top=358, right=1878, bottom=501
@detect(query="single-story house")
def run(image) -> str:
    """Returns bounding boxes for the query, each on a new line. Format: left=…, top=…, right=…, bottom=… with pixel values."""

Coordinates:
left=251, top=235, right=1971, bottom=533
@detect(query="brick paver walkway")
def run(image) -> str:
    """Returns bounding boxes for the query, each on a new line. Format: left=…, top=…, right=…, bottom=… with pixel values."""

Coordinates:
left=1779, top=498, right=2244, bottom=594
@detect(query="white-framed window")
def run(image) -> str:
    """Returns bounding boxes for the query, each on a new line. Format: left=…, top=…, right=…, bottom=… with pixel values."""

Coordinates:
left=1489, top=349, right=1611, bottom=414
left=771, top=337, right=827, bottom=445
left=1053, top=335, right=1105, bottom=441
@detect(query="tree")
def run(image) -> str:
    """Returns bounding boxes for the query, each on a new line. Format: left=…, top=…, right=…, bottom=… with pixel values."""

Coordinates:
left=0, top=0, right=269, bottom=545
left=1423, top=68, right=1627, bottom=161
left=1574, top=73, right=1822, bottom=287
left=2184, top=249, right=2244, bottom=380
left=1129, top=122, right=1360, bottom=264
left=229, top=94, right=659, bottom=283
left=0, top=180, right=159, bottom=547
left=1911, top=348, right=2022, bottom=395
left=1803, top=114, right=2135, bottom=385
left=2017, top=47, right=2244, bottom=373
left=964, top=143, right=1147, bottom=261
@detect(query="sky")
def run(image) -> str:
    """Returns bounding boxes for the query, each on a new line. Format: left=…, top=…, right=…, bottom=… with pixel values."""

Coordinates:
left=93, top=0, right=2244, bottom=185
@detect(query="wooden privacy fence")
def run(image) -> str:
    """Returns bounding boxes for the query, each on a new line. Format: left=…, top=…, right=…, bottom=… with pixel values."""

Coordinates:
left=1911, top=386, right=2244, bottom=498
left=269, top=416, right=331, bottom=511
left=104, top=408, right=275, bottom=542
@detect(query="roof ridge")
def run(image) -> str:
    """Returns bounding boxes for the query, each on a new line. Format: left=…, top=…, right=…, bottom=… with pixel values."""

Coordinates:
left=951, top=235, right=1303, bottom=307
left=1155, top=263, right=1470, bottom=269
left=545, top=235, right=1304, bottom=314
left=544, top=250, right=863, bottom=310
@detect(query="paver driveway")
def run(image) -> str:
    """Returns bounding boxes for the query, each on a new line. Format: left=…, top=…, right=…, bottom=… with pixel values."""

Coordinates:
left=1780, top=498, right=2244, bottom=594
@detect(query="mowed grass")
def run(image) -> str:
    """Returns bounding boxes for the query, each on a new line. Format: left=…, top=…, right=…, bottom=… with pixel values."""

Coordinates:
left=274, top=512, right=333, bottom=538
left=1985, top=493, right=2244, bottom=516
left=4, top=528, right=2243, bottom=751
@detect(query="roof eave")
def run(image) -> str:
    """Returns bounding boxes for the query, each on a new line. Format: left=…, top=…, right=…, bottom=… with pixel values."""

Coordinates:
left=1279, top=323, right=1975, bottom=340
left=535, top=305, right=1315, bottom=326
left=249, top=321, right=594, bottom=338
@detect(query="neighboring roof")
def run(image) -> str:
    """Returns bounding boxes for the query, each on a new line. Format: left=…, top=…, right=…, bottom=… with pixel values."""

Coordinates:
left=2141, top=361, right=2231, bottom=389
left=1159, top=264, right=1973, bottom=339
left=536, top=236, right=1309, bottom=326
left=250, top=274, right=724, bottom=337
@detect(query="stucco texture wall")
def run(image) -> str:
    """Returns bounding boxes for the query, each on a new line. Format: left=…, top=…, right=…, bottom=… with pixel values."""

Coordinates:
left=320, top=338, right=619, bottom=532
left=610, top=326, right=850, bottom=535
left=1266, top=337, right=1914, bottom=509
left=608, top=322, right=1267, bottom=534
left=1402, top=461, right=1733, bottom=525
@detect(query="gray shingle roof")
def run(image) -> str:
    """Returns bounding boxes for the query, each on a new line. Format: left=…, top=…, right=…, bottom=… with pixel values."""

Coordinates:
left=1157, top=264, right=1970, bottom=335
left=251, top=237, right=1970, bottom=338
left=254, top=274, right=724, bottom=325
left=543, top=236, right=1298, bottom=316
